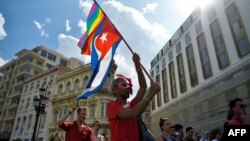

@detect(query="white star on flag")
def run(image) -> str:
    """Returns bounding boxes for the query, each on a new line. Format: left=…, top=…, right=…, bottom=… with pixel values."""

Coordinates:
left=100, top=32, right=108, bottom=44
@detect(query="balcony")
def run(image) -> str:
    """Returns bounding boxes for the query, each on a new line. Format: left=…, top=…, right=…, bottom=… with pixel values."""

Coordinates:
left=8, top=92, right=21, bottom=98
left=4, top=103, right=18, bottom=109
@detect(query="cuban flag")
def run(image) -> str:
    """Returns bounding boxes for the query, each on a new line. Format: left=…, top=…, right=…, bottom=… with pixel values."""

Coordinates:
left=77, top=17, right=122, bottom=99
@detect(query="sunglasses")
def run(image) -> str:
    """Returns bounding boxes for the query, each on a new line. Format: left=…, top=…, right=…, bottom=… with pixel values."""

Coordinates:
left=160, top=117, right=168, bottom=121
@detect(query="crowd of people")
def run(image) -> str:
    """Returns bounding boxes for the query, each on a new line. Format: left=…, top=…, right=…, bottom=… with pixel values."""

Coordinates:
left=53, top=53, right=249, bottom=141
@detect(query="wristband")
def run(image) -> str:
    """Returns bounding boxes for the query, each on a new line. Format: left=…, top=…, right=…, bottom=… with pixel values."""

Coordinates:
left=68, top=111, right=72, bottom=115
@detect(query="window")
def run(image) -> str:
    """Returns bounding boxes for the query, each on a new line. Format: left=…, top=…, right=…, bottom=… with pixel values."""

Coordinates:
left=30, top=83, right=34, bottom=91
left=186, top=44, right=199, bottom=86
left=177, top=54, right=187, bottom=93
left=41, top=50, right=47, bottom=57
left=156, top=75, right=162, bottom=107
left=196, top=33, right=213, bottom=79
left=168, top=50, right=173, bottom=61
left=169, top=62, right=177, bottom=99
left=195, top=20, right=203, bottom=34
left=46, top=63, right=54, bottom=69
left=66, top=82, right=71, bottom=92
left=60, top=59, right=67, bottom=66
left=74, top=79, right=80, bottom=89
left=15, top=117, right=20, bottom=131
left=226, top=2, right=250, bottom=58
left=150, top=70, right=154, bottom=78
left=24, top=85, right=28, bottom=93
left=176, top=42, right=181, bottom=54
left=83, top=76, right=89, bottom=88
left=36, top=81, right=40, bottom=89
left=89, top=104, right=96, bottom=117
left=207, top=6, right=216, bottom=21
left=101, top=102, right=106, bottom=117
left=22, top=116, right=27, bottom=130
left=161, top=58, right=166, bottom=68
left=26, top=98, right=30, bottom=109
left=185, top=32, right=191, bottom=45
left=58, top=84, right=63, bottom=93
left=156, top=65, right=159, bottom=74
left=48, top=53, right=56, bottom=62
left=210, top=19, right=230, bottom=69
left=161, top=68, right=169, bottom=103
left=27, top=115, right=32, bottom=129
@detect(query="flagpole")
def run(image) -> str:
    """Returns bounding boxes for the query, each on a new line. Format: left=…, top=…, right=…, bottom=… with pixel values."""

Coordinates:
left=93, top=0, right=154, bottom=82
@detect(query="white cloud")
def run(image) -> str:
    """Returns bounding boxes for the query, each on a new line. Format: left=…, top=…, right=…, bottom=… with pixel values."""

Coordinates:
left=0, top=13, right=7, bottom=40
left=56, top=34, right=90, bottom=63
left=33, top=18, right=51, bottom=38
left=0, top=57, right=8, bottom=67
left=77, top=0, right=171, bottom=97
left=104, top=1, right=170, bottom=72
left=78, top=20, right=87, bottom=34
left=141, top=3, right=158, bottom=14
left=79, top=0, right=93, bottom=16
left=66, top=19, right=72, bottom=32
left=45, top=18, right=51, bottom=23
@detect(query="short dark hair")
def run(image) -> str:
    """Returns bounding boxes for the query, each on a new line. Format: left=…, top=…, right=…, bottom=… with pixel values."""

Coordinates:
left=186, top=127, right=193, bottom=132
left=229, top=98, right=243, bottom=110
left=159, top=117, right=168, bottom=131
left=92, top=120, right=101, bottom=128
left=174, top=124, right=183, bottom=131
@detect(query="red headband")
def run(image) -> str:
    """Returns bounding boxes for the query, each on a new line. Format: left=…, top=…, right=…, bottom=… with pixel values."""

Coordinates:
left=116, top=74, right=133, bottom=94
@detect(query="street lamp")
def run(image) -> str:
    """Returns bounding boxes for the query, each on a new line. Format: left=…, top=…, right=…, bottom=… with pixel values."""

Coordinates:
left=31, top=85, right=48, bottom=141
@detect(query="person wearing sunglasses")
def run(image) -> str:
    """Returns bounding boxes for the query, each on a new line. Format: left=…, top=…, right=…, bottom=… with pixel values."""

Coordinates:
left=107, top=53, right=161, bottom=141
left=228, top=98, right=249, bottom=125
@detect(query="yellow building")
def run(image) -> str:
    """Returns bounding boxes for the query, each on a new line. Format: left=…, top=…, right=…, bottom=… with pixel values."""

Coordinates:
left=48, top=62, right=117, bottom=140
left=0, top=45, right=84, bottom=140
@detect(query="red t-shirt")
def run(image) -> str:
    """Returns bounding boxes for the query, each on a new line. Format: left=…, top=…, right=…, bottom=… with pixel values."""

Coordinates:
left=229, top=118, right=243, bottom=125
left=107, top=98, right=139, bottom=141
left=59, top=121, right=94, bottom=141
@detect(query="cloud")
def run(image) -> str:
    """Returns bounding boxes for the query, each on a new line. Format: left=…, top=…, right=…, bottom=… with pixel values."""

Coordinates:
left=56, top=34, right=90, bottom=63
left=0, top=13, right=7, bottom=40
left=141, top=3, right=158, bottom=14
left=79, top=0, right=93, bottom=16
left=77, top=0, right=171, bottom=97
left=78, top=20, right=87, bottom=34
left=33, top=18, right=51, bottom=38
left=66, top=19, right=72, bottom=32
left=0, top=57, right=8, bottom=67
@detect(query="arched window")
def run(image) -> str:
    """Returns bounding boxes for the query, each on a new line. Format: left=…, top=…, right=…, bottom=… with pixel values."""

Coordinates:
left=66, top=82, right=71, bottom=92
left=25, top=98, right=30, bottom=109
left=58, top=84, right=63, bottom=93
left=74, top=79, right=80, bottom=89
left=83, top=76, right=89, bottom=88
left=27, top=115, right=33, bottom=129
left=15, top=117, right=20, bottom=131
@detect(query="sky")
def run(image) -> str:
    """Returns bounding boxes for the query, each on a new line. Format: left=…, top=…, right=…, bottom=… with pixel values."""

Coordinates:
left=0, top=0, right=211, bottom=96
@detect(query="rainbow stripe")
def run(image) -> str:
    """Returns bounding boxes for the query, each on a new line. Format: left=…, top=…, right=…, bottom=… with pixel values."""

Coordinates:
left=87, top=3, right=104, bottom=35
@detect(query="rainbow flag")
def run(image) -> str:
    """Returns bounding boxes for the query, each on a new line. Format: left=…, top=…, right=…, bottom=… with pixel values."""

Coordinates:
left=78, top=2, right=104, bottom=51
left=77, top=2, right=122, bottom=99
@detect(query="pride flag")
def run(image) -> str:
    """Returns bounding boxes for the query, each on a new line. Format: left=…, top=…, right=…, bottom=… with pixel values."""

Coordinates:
left=77, top=2, right=122, bottom=99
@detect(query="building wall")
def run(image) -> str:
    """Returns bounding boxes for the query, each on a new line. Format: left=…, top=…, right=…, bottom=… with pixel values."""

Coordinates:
left=149, top=0, right=250, bottom=136
left=9, top=66, right=71, bottom=141
left=48, top=63, right=117, bottom=140
left=0, top=45, right=84, bottom=140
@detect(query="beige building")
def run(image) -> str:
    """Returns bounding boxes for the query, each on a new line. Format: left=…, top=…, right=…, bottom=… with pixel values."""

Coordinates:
left=149, top=0, right=250, bottom=136
left=0, top=45, right=84, bottom=140
left=10, top=65, right=71, bottom=141
left=48, top=62, right=117, bottom=140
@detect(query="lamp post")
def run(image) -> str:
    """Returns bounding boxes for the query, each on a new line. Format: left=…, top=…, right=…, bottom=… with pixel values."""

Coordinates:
left=31, top=85, right=48, bottom=141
